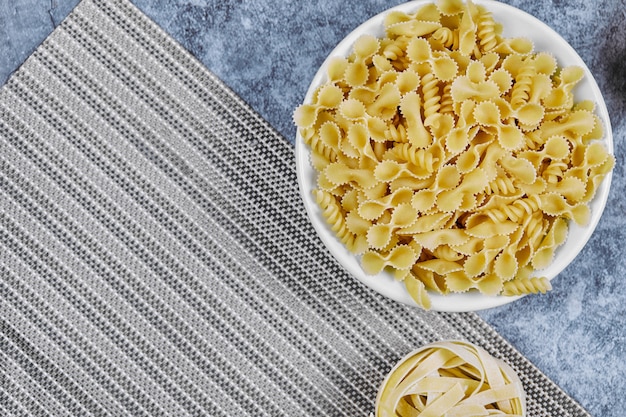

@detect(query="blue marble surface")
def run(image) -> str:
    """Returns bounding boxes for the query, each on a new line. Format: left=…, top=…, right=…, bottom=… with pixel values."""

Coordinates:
left=1, top=0, right=625, bottom=415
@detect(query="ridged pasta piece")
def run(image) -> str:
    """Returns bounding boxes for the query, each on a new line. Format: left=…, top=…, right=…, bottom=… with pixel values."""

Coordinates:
left=396, top=68, right=421, bottom=94
left=486, top=176, right=517, bottom=196
left=438, top=83, right=454, bottom=115
left=387, top=142, right=442, bottom=174
left=421, top=72, right=443, bottom=125
left=482, top=195, right=541, bottom=223
left=403, top=272, right=432, bottom=309
left=314, top=189, right=368, bottom=254
left=408, top=38, right=459, bottom=82
left=324, top=161, right=379, bottom=189
left=510, top=60, right=535, bottom=109
left=386, top=19, right=442, bottom=38
left=374, top=160, right=429, bottom=184
left=475, top=5, right=498, bottom=52
left=432, top=26, right=460, bottom=50
left=531, top=217, right=568, bottom=268
left=502, top=276, right=552, bottom=296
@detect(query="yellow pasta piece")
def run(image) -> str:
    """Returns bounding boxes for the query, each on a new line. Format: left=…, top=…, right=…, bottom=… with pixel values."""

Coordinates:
left=345, top=209, right=372, bottom=235
left=362, top=244, right=419, bottom=275
left=374, top=160, right=432, bottom=182
left=353, top=34, right=380, bottom=58
left=387, top=19, right=442, bottom=38
left=367, top=83, right=402, bottom=119
left=293, top=103, right=318, bottom=129
left=531, top=217, right=568, bottom=269
left=326, top=56, right=349, bottom=82
left=404, top=272, right=432, bottom=309
left=396, top=68, right=421, bottom=95
left=359, top=188, right=414, bottom=220
left=436, top=0, right=465, bottom=17
left=338, top=98, right=367, bottom=120
left=502, top=276, right=552, bottom=296
left=400, top=92, right=433, bottom=148
left=315, top=84, right=344, bottom=109
left=314, top=189, right=368, bottom=254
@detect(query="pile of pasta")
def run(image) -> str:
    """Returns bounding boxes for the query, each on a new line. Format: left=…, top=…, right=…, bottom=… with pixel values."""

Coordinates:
left=294, top=0, right=614, bottom=309
left=375, top=341, right=525, bottom=416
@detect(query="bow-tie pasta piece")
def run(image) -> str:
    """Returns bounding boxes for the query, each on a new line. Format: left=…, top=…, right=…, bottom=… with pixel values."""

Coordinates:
left=324, top=161, right=379, bottom=189
left=450, top=64, right=501, bottom=103
left=395, top=68, right=421, bottom=95
left=407, top=38, right=459, bottom=82
left=367, top=203, right=420, bottom=249
left=397, top=212, right=454, bottom=235
left=404, top=272, right=432, bottom=310
left=539, top=109, right=596, bottom=141
left=362, top=244, right=419, bottom=275
left=531, top=217, right=568, bottom=269
left=499, top=154, right=536, bottom=185
left=346, top=210, right=373, bottom=237
left=540, top=193, right=590, bottom=226
left=436, top=168, right=488, bottom=212
left=367, top=83, right=402, bottom=120
left=338, top=98, right=368, bottom=121
left=359, top=188, right=414, bottom=221
left=347, top=123, right=379, bottom=162
left=400, top=92, right=433, bottom=148
left=415, top=258, right=464, bottom=278
left=315, top=84, right=344, bottom=109
left=543, top=66, right=585, bottom=109
left=493, top=246, right=519, bottom=281
left=385, top=13, right=442, bottom=38
left=374, top=160, right=433, bottom=183
left=462, top=235, right=509, bottom=279
left=344, top=37, right=380, bottom=87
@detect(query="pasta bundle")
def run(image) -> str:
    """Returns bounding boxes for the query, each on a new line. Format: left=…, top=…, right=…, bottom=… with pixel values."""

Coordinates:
left=375, top=341, right=525, bottom=417
left=294, top=0, right=614, bottom=309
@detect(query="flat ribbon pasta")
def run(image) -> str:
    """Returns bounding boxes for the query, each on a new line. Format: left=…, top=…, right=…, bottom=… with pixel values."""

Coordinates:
left=376, top=341, right=526, bottom=417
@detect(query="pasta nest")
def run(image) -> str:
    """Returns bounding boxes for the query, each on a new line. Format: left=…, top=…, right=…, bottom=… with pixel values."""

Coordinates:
left=375, top=340, right=525, bottom=417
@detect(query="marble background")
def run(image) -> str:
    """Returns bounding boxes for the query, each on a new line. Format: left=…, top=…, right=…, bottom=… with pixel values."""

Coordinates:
left=2, top=0, right=624, bottom=415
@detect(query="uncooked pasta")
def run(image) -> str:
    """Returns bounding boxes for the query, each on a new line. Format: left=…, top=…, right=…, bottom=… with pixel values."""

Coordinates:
left=294, top=0, right=614, bottom=309
left=375, top=341, right=526, bottom=417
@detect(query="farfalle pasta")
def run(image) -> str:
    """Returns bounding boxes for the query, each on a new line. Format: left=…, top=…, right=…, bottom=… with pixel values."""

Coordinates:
left=294, top=0, right=614, bottom=309
left=375, top=341, right=525, bottom=417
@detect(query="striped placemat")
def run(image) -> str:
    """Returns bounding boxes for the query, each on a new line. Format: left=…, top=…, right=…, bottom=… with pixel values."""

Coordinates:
left=0, top=0, right=590, bottom=416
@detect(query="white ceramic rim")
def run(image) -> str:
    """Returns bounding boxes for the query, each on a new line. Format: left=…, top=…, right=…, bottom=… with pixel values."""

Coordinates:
left=295, top=0, right=614, bottom=312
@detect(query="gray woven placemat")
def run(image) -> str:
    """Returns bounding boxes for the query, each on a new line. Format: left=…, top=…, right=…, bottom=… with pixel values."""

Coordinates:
left=0, top=0, right=591, bottom=416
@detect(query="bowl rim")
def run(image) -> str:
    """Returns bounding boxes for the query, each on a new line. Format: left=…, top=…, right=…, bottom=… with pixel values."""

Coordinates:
left=295, top=0, right=614, bottom=312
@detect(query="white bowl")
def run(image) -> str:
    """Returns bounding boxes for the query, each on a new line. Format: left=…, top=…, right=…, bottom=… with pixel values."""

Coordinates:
left=375, top=340, right=526, bottom=416
left=295, top=0, right=613, bottom=312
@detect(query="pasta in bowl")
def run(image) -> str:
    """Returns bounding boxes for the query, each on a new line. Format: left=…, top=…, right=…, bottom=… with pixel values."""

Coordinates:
left=375, top=340, right=526, bottom=416
left=294, top=0, right=614, bottom=311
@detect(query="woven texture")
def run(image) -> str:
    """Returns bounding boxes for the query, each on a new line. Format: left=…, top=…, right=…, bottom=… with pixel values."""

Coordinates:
left=0, top=0, right=590, bottom=416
